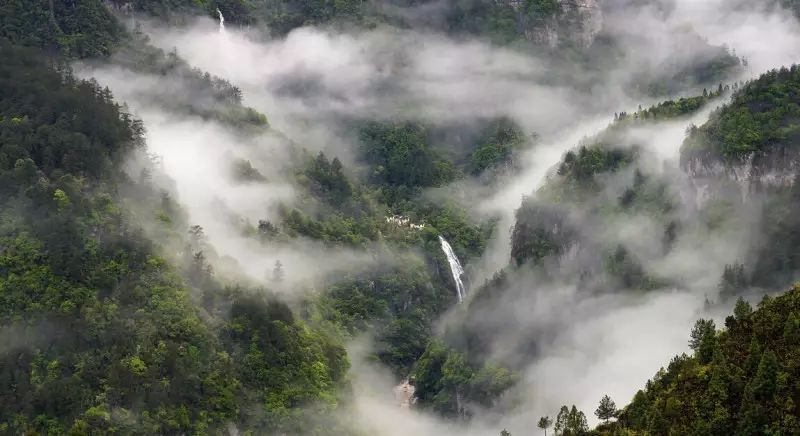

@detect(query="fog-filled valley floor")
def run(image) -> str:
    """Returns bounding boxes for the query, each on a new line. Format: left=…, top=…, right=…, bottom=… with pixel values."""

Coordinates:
left=3, top=0, right=800, bottom=435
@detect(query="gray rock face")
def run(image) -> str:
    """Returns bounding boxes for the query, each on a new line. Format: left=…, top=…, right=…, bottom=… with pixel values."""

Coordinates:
left=564, top=0, right=603, bottom=47
left=524, top=0, right=603, bottom=48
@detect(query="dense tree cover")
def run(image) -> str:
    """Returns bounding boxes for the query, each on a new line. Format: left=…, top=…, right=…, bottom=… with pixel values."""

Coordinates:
left=0, top=43, right=141, bottom=181
left=0, top=0, right=123, bottom=58
left=470, top=116, right=529, bottom=175
left=0, top=0, right=783, bottom=431
left=0, top=42, right=349, bottom=435
left=316, top=260, right=447, bottom=373
left=432, top=0, right=564, bottom=45
left=555, top=405, right=589, bottom=435
left=284, top=149, right=496, bottom=374
left=614, top=87, right=727, bottom=126
left=682, top=65, right=800, bottom=168
left=360, top=121, right=459, bottom=192
left=412, top=340, right=517, bottom=417
left=302, top=152, right=354, bottom=205
left=595, top=285, right=800, bottom=436
left=110, top=0, right=254, bottom=25
left=0, top=0, right=268, bottom=128
left=118, top=0, right=361, bottom=33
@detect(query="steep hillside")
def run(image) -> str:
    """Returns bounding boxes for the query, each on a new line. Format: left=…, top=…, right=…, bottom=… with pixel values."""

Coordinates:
left=682, top=66, right=800, bottom=290
left=0, top=29, right=348, bottom=436
left=605, top=285, right=800, bottom=435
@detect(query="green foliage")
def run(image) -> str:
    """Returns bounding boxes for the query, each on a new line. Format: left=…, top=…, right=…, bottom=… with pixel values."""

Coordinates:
left=615, top=89, right=726, bottom=126
left=413, top=340, right=517, bottom=417
left=0, top=0, right=124, bottom=58
left=0, top=42, right=142, bottom=182
left=615, top=284, right=800, bottom=435
left=689, top=319, right=717, bottom=364
left=301, top=152, right=354, bottom=205
left=510, top=201, right=573, bottom=266
left=682, top=65, right=800, bottom=165
left=509, top=91, right=720, bottom=269
left=0, top=41, right=349, bottom=435
left=555, top=405, right=589, bottom=436
left=557, top=145, right=632, bottom=187
left=470, top=116, right=528, bottom=175
left=225, top=293, right=348, bottom=431
left=595, top=395, right=617, bottom=424
left=317, top=255, right=449, bottom=373
left=360, top=121, right=458, bottom=192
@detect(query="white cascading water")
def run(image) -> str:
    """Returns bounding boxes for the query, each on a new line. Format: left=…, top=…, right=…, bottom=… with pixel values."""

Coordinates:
left=438, top=236, right=466, bottom=303
left=216, top=8, right=225, bottom=31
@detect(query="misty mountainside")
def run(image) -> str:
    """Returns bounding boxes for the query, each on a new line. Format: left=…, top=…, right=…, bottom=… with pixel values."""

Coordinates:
left=3, top=0, right=800, bottom=435
left=0, top=42, right=349, bottom=434
left=611, top=285, right=800, bottom=436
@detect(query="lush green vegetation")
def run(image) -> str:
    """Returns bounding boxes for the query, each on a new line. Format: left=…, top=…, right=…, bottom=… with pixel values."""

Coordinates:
left=413, top=340, right=517, bottom=417
left=0, top=0, right=123, bottom=58
left=469, top=116, right=529, bottom=175
left=0, top=41, right=348, bottom=435
left=597, top=286, right=800, bottom=436
left=360, top=121, right=459, bottom=191
left=682, top=66, right=800, bottom=164
left=3, top=0, right=800, bottom=434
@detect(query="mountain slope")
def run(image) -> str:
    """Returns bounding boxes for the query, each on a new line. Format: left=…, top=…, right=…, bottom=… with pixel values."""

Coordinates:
left=607, top=286, right=800, bottom=436
left=0, top=29, right=348, bottom=436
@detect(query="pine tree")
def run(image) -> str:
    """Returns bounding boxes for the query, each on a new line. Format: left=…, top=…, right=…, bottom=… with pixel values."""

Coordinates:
left=707, top=346, right=732, bottom=434
left=554, top=406, right=569, bottom=435
left=595, top=395, right=617, bottom=424
left=689, top=319, right=716, bottom=363
left=734, top=297, right=753, bottom=321
left=568, top=405, right=588, bottom=435
left=739, top=350, right=779, bottom=434
left=783, top=311, right=800, bottom=343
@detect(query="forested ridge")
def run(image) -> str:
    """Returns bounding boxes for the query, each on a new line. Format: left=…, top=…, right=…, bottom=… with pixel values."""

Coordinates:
left=495, top=61, right=800, bottom=436
left=0, top=24, right=347, bottom=436
left=2, top=0, right=800, bottom=435
left=612, top=287, right=800, bottom=435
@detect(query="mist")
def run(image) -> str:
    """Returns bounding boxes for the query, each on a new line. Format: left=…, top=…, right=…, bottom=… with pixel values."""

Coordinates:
left=78, top=0, right=800, bottom=433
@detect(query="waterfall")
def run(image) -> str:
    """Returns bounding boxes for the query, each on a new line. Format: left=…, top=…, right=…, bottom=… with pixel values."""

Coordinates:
left=439, top=236, right=466, bottom=303
left=216, top=8, right=225, bottom=32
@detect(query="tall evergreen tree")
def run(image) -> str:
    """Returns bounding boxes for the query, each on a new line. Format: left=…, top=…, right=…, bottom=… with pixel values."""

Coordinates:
left=595, top=395, right=617, bottom=424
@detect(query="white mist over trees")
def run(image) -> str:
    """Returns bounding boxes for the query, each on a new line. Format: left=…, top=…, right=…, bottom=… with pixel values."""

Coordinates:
left=87, top=2, right=800, bottom=433
left=3, top=0, right=800, bottom=434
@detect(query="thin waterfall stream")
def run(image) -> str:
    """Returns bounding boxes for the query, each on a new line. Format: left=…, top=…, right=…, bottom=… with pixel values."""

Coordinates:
left=438, top=236, right=466, bottom=303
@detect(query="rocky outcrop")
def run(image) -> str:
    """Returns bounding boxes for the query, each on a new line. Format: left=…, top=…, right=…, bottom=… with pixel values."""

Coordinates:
left=560, top=0, right=603, bottom=47
left=521, top=0, right=603, bottom=48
